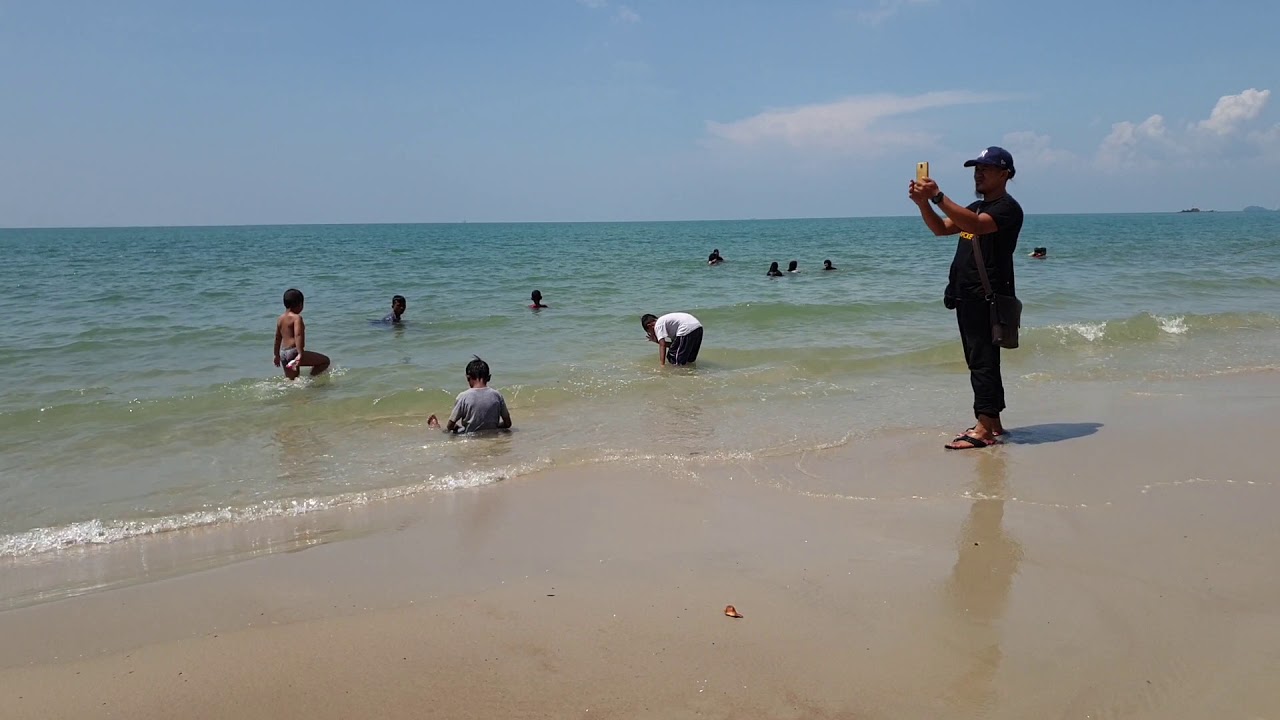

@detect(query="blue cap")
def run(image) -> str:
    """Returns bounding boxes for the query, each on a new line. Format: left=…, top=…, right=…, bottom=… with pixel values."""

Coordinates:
left=964, top=146, right=1015, bottom=177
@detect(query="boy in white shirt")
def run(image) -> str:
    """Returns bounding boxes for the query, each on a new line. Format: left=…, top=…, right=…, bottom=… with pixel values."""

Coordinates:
left=641, top=312, right=703, bottom=367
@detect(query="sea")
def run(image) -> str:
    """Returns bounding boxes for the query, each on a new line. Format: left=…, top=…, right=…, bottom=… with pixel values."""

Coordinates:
left=2, top=213, right=1279, bottom=606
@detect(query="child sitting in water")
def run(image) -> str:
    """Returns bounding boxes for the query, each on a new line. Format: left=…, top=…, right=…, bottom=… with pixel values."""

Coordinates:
left=427, top=356, right=513, bottom=434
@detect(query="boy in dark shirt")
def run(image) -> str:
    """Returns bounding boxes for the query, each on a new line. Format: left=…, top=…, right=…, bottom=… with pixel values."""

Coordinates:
left=379, top=295, right=406, bottom=324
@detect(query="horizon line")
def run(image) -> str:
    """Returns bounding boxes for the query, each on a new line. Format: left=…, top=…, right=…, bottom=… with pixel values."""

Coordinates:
left=0, top=209, right=1242, bottom=232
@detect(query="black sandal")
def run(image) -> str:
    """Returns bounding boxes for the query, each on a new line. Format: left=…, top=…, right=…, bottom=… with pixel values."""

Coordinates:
left=946, top=433, right=996, bottom=450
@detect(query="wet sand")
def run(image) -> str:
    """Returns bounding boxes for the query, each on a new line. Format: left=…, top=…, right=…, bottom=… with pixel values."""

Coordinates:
left=2, top=374, right=1279, bottom=719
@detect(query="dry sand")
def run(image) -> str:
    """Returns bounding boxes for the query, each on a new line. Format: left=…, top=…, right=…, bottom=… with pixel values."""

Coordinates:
left=2, top=375, right=1279, bottom=719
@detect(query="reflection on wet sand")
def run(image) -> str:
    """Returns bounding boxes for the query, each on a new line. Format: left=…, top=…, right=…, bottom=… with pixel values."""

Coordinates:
left=942, top=449, right=1024, bottom=713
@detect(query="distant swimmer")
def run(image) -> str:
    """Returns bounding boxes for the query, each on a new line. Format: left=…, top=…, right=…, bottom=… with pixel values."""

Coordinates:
left=1029, top=247, right=1047, bottom=259
left=641, top=312, right=703, bottom=367
left=823, top=259, right=838, bottom=271
left=427, top=356, right=513, bottom=434
left=380, top=294, right=407, bottom=324
left=274, top=288, right=331, bottom=380
left=707, top=249, right=725, bottom=265
left=787, top=260, right=800, bottom=273
left=529, top=289, right=548, bottom=309
left=766, top=261, right=784, bottom=277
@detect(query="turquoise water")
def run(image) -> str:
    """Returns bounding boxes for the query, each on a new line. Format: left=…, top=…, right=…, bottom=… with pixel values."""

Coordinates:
left=2, top=213, right=1279, bottom=570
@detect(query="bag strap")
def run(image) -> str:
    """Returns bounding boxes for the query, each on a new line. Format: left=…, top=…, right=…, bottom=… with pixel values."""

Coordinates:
left=969, top=233, right=995, bottom=300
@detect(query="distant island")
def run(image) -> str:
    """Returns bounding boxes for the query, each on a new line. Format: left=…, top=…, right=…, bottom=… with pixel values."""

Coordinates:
left=1177, top=206, right=1277, bottom=213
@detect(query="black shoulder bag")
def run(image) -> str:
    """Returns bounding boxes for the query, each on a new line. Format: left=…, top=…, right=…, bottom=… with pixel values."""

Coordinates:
left=970, top=237, right=1023, bottom=349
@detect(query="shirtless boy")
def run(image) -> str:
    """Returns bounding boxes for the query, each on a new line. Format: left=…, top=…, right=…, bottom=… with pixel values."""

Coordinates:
left=274, top=288, right=331, bottom=379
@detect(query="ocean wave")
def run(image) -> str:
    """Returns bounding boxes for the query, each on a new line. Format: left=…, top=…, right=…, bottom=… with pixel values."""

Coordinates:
left=0, top=461, right=545, bottom=559
left=1155, top=315, right=1188, bottom=335
left=1035, top=310, right=1278, bottom=346
left=1054, top=322, right=1108, bottom=342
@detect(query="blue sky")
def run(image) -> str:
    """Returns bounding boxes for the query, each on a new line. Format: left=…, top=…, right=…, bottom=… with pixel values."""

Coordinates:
left=1, top=0, right=1277, bottom=226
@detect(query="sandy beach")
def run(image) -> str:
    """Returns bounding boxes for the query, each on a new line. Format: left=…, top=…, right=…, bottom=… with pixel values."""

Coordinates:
left=2, top=373, right=1279, bottom=719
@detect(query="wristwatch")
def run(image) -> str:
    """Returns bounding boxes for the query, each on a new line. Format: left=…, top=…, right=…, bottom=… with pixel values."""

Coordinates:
left=930, top=191, right=945, bottom=205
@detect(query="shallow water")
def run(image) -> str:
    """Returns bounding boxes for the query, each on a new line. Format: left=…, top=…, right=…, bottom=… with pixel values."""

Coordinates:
left=2, top=213, right=1278, bottom=569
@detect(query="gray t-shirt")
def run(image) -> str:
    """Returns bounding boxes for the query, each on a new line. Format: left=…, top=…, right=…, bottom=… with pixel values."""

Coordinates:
left=447, top=387, right=510, bottom=433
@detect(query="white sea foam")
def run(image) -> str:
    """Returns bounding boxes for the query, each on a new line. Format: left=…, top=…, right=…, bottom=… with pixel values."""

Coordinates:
left=1058, top=322, right=1107, bottom=342
left=1154, top=315, right=1188, bottom=335
left=0, top=462, right=542, bottom=559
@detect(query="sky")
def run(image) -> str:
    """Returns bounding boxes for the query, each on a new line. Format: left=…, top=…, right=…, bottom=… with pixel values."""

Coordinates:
left=1, top=0, right=1278, bottom=226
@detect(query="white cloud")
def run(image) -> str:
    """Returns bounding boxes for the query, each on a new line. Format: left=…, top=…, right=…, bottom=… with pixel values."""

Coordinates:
left=576, top=0, right=607, bottom=7
left=1097, top=114, right=1172, bottom=169
left=1104, top=114, right=1169, bottom=149
left=856, top=0, right=935, bottom=26
left=1097, top=88, right=1277, bottom=170
left=615, top=5, right=640, bottom=23
left=1250, top=124, right=1280, bottom=162
left=1251, top=124, right=1280, bottom=147
left=706, top=91, right=1008, bottom=155
left=1196, top=88, right=1269, bottom=135
left=1001, top=131, right=1076, bottom=167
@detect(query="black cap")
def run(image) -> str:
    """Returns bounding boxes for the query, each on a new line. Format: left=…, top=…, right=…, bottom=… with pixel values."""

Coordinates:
left=963, top=146, right=1015, bottom=177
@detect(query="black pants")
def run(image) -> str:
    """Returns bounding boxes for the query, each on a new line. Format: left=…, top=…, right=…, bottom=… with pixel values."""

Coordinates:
left=956, top=301, right=1004, bottom=418
left=667, top=327, right=703, bottom=365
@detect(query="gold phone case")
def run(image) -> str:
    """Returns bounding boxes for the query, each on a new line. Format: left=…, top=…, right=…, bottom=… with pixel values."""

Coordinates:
left=916, top=162, right=929, bottom=182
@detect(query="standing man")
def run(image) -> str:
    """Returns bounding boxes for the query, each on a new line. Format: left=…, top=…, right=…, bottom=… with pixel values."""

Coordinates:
left=909, top=147, right=1024, bottom=449
left=641, top=312, right=703, bottom=367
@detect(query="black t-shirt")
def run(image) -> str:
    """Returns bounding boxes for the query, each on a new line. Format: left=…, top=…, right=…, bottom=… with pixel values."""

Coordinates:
left=946, top=194, right=1024, bottom=301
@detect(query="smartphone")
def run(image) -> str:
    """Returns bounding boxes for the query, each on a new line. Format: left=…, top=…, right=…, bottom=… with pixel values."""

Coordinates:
left=916, top=161, right=929, bottom=182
